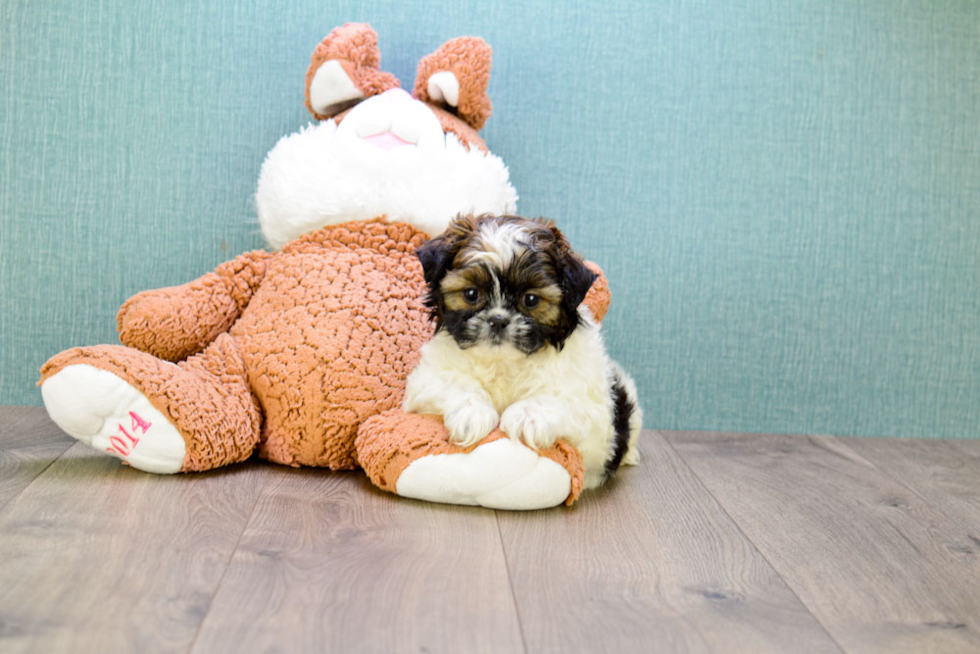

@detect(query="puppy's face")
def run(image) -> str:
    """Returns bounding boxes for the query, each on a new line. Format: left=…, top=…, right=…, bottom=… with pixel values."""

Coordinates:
left=417, top=215, right=597, bottom=354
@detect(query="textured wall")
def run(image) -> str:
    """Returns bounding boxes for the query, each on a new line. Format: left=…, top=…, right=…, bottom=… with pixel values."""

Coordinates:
left=2, top=1, right=978, bottom=438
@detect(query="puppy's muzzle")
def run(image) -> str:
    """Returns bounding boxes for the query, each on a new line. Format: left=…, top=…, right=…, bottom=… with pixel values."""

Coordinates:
left=488, top=314, right=510, bottom=335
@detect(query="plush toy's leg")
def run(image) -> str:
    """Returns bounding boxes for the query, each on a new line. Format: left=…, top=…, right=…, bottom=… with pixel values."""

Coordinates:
left=356, top=410, right=585, bottom=510
left=39, top=334, right=261, bottom=473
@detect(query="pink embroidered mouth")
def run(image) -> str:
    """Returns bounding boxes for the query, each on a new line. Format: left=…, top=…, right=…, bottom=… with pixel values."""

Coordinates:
left=362, top=132, right=414, bottom=150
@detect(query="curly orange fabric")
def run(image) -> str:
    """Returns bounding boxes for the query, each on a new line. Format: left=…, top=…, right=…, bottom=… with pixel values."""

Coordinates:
left=229, top=220, right=431, bottom=469
left=414, top=36, right=493, bottom=130
left=39, top=334, right=262, bottom=471
left=41, top=218, right=611, bottom=505
left=305, top=23, right=400, bottom=120
left=584, top=261, right=610, bottom=322
left=117, top=251, right=270, bottom=362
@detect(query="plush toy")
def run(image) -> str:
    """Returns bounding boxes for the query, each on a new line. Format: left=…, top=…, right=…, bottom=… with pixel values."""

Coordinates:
left=38, top=23, right=611, bottom=510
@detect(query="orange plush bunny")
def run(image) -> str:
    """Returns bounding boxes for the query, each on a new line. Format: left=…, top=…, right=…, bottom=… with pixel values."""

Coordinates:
left=39, top=24, right=610, bottom=509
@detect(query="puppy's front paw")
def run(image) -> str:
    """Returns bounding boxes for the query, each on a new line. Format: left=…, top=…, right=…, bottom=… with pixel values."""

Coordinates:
left=500, top=401, right=559, bottom=450
left=444, top=403, right=499, bottom=448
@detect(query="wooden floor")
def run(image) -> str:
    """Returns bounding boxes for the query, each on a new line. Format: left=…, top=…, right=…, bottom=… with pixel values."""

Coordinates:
left=1, top=406, right=979, bottom=653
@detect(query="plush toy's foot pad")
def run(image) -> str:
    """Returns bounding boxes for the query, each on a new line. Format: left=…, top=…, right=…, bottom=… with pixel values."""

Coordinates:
left=357, top=411, right=585, bottom=510
left=41, top=364, right=186, bottom=473
left=397, top=437, right=571, bottom=510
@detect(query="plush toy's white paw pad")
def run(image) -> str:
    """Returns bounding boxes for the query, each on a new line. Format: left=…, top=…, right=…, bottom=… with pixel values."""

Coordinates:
left=41, top=364, right=185, bottom=474
left=395, top=439, right=571, bottom=510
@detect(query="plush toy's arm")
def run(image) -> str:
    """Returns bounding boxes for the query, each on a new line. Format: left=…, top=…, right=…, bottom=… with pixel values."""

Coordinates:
left=117, top=250, right=272, bottom=362
left=356, top=411, right=585, bottom=510
left=583, top=261, right=610, bottom=322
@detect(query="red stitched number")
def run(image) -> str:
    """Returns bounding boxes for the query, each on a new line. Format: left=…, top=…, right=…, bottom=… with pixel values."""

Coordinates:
left=106, top=411, right=153, bottom=457
left=130, top=411, right=152, bottom=434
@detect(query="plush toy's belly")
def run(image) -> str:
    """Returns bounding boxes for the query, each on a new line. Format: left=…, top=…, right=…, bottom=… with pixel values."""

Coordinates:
left=230, top=246, right=431, bottom=469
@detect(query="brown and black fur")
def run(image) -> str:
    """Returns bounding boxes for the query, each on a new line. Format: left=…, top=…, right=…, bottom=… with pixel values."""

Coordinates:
left=416, top=215, right=596, bottom=354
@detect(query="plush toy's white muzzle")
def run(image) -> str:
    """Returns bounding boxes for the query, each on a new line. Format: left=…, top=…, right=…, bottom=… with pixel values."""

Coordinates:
left=255, top=90, right=518, bottom=249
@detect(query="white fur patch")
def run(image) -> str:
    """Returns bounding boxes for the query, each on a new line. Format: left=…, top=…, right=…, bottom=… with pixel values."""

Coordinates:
left=404, top=307, right=643, bottom=491
left=395, top=438, right=572, bottom=510
left=459, top=219, right=529, bottom=270
left=255, top=93, right=518, bottom=249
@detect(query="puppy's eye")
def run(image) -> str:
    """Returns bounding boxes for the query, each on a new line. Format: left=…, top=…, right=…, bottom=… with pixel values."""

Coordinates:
left=523, top=293, right=541, bottom=309
left=463, top=288, right=481, bottom=304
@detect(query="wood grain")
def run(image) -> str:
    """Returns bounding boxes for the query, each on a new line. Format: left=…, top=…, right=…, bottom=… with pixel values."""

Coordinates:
left=845, top=437, right=980, bottom=534
left=190, top=467, right=525, bottom=654
left=496, top=430, right=842, bottom=654
left=0, top=442, right=266, bottom=653
left=665, top=430, right=980, bottom=654
left=6, top=405, right=980, bottom=654
left=0, top=407, right=74, bottom=511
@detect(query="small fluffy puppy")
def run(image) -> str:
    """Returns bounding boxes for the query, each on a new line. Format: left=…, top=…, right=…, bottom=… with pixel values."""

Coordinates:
left=404, top=214, right=642, bottom=490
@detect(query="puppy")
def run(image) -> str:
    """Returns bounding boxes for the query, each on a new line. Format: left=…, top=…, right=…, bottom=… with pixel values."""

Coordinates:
left=404, top=214, right=642, bottom=490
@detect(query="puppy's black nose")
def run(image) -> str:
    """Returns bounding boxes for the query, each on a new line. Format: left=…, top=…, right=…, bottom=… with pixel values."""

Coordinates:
left=488, top=314, right=509, bottom=333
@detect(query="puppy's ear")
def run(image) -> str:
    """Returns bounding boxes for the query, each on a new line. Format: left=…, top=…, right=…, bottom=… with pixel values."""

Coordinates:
left=560, top=252, right=597, bottom=311
left=548, top=224, right=596, bottom=311
left=416, top=236, right=453, bottom=287
left=416, top=214, right=477, bottom=287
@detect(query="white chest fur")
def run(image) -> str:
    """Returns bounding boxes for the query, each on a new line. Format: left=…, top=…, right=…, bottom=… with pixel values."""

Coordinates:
left=455, top=323, right=610, bottom=413
left=403, top=309, right=633, bottom=491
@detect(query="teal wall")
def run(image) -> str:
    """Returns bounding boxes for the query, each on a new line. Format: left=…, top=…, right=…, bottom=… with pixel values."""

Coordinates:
left=2, top=1, right=979, bottom=438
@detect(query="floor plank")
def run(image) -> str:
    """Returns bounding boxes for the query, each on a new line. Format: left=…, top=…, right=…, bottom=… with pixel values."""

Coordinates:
left=0, top=443, right=266, bottom=654
left=845, top=437, right=980, bottom=535
left=190, top=467, right=525, bottom=654
left=665, top=430, right=980, bottom=654
left=4, top=405, right=980, bottom=654
left=496, top=430, right=842, bottom=654
left=0, top=407, right=74, bottom=511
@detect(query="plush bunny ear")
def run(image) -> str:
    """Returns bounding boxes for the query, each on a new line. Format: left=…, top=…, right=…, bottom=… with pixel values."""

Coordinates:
left=413, top=37, right=493, bottom=130
left=304, top=23, right=400, bottom=120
